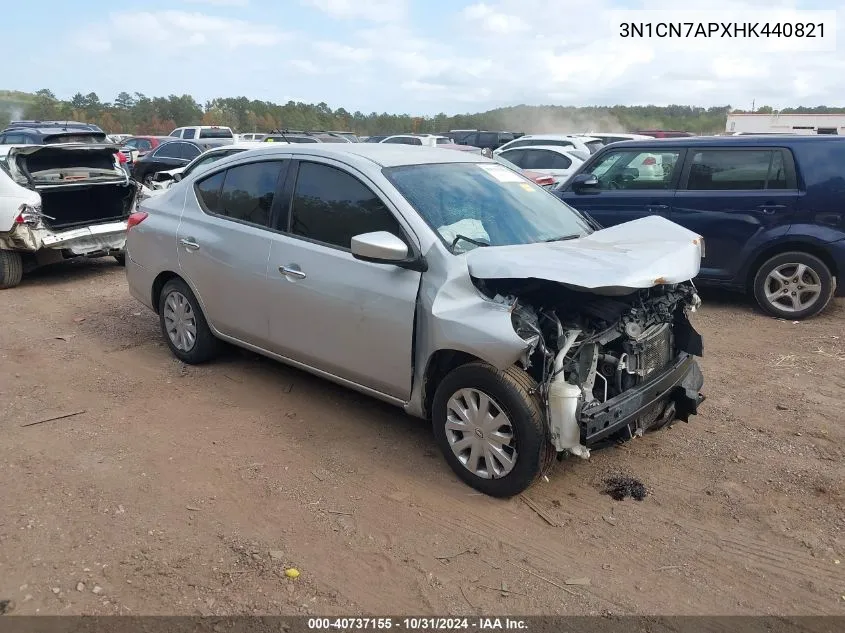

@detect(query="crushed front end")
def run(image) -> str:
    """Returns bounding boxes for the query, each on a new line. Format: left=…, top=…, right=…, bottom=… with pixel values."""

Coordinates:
left=482, top=279, right=705, bottom=458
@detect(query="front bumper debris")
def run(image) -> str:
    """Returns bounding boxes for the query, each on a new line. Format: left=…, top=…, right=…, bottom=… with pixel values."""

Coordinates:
left=580, top=354, right=704, bottom=446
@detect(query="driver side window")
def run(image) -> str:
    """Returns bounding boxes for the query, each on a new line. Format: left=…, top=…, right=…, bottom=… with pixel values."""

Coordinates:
left=585, top=149, right=681, bottom=190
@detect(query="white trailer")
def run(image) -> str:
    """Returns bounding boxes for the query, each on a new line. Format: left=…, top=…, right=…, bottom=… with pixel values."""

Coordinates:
left=726, top=113, right=845, bottom=135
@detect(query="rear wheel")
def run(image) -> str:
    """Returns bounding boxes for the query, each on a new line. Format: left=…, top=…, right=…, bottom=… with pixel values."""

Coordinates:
left=432, top=362, right=555, bottom=497
left=0, top=250, right=23, bottom=289
left=752, top=252, right=834, bottom=320
left=158, top=278, right=221, bottom=364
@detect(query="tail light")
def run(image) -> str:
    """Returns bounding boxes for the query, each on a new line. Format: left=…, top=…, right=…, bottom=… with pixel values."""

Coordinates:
left=127, top=211, right=148, bottom=231
left=534, top=175, right=556, bottom=187
left=641, top=156, right=657, bottom=165
left=116, top=151, right=128, bottom=164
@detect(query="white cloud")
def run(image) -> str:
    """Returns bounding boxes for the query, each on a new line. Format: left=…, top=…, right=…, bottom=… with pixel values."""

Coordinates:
left=51, top=0, right=845, bottom=115
left=462, top=3, right=530, bottom=34
left=184, top=0, right=249, bottom=6
left=301, top=0, right=407, bottom=22
left=288, top=59, right=325, bottom=75
left=75, top=10, right=288, bottom=53
left=314, top=41, right=373, bottom=63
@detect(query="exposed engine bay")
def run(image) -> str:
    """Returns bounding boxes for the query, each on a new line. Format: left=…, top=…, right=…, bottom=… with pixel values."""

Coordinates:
left=475, top=277, right=704, bottom=457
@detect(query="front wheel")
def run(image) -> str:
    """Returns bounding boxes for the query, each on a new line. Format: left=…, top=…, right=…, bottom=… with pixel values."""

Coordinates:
left=431, top=362, right=556, bottom=498
left=158, top=278, right=221, bottom=364
left=752, top=252, right=834, bottom=320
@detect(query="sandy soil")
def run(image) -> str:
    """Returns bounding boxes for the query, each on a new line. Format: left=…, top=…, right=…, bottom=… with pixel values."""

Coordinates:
left=0, top=259, right=843, bottom=616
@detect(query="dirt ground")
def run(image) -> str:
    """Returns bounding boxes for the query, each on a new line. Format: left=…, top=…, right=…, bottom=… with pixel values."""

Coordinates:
left=0, top=258, right=843, bottom=617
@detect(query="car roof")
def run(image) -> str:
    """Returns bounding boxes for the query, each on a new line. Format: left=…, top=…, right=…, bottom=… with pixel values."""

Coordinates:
left=204, top=142, right=262, bottom=152
left=235, top=143, right=490, bottom=167
left=503, top=144, right=586, bottom=156
left=6, top=127, right=105, bottom=136
left=603, top=135, right=845, bottom=148
left=516, top=134, right=591, bottom=142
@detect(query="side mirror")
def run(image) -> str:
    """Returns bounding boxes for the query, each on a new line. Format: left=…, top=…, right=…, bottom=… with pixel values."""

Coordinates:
left=173, top=173, right=182, bottom=183
left=571, top=173, right=599, bottom=193
left=351, top=231, right=408, bottom=262
left=351, top=231, right=428, bottom=271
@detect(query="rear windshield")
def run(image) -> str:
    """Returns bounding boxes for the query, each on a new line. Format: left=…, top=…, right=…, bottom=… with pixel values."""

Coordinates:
left=199, top=128, right=233, bottom=139
left=265, top=136, right=317, bottom=143
left=43, top=133, right=107, bottom=144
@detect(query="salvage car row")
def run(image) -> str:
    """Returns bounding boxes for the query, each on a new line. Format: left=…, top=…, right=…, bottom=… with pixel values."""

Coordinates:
left=1, top=122, right=842, bottom=500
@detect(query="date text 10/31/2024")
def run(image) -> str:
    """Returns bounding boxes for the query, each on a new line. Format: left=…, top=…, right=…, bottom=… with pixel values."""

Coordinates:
left=307, top=618, right=529, bottom=630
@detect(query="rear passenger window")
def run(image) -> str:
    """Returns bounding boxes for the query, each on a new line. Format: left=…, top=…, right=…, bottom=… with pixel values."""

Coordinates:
left=525, top=149, right=571, bottom=170
left=686, top=150, right=787, bottom=190
left=218, top=162, right=283, bottom=227
left=195, top=171, right=225, bottom=212
left=195, top=161, right=284, bottom=227
left=180, top=144, right=202, bottom=160
left=288, top=162, right=405, bottom=250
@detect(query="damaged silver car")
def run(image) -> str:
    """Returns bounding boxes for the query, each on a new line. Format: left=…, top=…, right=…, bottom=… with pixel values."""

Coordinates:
left=126, top=144, right=705, bottom=497
left=0, top=144, right=138, bottom=288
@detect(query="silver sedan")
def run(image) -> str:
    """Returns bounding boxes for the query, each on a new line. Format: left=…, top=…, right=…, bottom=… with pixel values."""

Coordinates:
left=126, top=144, right=706, bottom=497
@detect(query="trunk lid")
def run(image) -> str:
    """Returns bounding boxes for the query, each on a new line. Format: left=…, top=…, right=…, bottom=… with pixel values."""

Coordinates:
left=465, top=215, right=704, bottom=296
left=7, top=144, right=127, bottom=189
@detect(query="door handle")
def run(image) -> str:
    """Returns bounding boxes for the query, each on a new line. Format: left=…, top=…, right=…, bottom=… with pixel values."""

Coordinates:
left=279, top=265, right=306, bottom=279
left=757, top=203, right=786, bottom=215
left=179, top=238, right=200, bottom=251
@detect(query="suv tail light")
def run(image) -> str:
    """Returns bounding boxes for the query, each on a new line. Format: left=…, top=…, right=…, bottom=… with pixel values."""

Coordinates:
left=127, top=211, right=148, bottom=231
left=641, top=156, right=657, bottom=165
left=116, top=151, right=127, bottom=164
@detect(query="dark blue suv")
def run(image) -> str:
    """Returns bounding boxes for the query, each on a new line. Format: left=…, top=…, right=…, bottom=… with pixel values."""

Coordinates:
left=556, top=135, right=845, bottom=319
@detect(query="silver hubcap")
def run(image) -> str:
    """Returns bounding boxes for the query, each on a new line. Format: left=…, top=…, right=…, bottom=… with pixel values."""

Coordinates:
left=445, top=388, right=517, bottom=479
left=764, top=263, right=822, bottom=313
left=163, top=291, right=197, bottom=352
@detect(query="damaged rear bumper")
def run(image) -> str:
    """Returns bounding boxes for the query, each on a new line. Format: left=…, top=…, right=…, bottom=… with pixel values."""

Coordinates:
left=580, top=353, right=704, bottom=446
left=0, top=221, right=127, bottom=257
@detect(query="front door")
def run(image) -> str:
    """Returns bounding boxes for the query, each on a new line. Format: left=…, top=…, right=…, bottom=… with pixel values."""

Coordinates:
left=265, top=159, right=421, bottom=400
left=671, top=148, right=799, bottom=280
left=176, top=159, right=289, bottom=346
left=558, top=147, right=684, bottom=228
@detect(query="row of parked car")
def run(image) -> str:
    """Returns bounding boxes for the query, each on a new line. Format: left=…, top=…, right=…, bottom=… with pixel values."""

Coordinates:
left=2, top=119, right=843, bottom=321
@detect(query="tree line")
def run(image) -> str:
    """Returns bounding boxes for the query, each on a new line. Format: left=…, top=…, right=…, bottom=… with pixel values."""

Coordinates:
left=2, top=89, right=844, bottom=136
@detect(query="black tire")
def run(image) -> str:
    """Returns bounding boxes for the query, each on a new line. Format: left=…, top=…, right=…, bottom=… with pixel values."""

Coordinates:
left=114, top=253, right=126, bottom=266
left=0, top=249, right=23, bottom=289
left=157, top=278, right=221, bottom=364
left=431, top=361, right=556, bottom=498
left=753, top=251, right=834, bottom=320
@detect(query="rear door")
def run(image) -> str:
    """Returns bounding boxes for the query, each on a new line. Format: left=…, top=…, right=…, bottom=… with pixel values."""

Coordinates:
left=558, top=147, right=684, bottom=227
left=176, top=159, right=290, bottom=346
left=263, top=158, right=422, bottom=400
left=672, top=147, right=799, bottom=280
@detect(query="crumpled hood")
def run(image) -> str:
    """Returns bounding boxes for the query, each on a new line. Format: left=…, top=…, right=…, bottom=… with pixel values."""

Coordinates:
left=465, top=215, right=703, bottom=296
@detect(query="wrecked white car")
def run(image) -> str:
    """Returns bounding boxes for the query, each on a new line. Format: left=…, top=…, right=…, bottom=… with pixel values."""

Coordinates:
left=0, top=144, right=138, bottom=287
left=126, top=144, right=705, bottom=497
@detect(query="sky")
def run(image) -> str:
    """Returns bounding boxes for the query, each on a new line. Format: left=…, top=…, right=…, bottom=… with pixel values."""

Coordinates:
left=4, top=0, right=844, bottom=114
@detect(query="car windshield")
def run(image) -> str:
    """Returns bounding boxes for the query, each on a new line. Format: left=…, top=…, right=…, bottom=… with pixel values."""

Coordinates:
left=384, top=162, right=592, bottom=253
